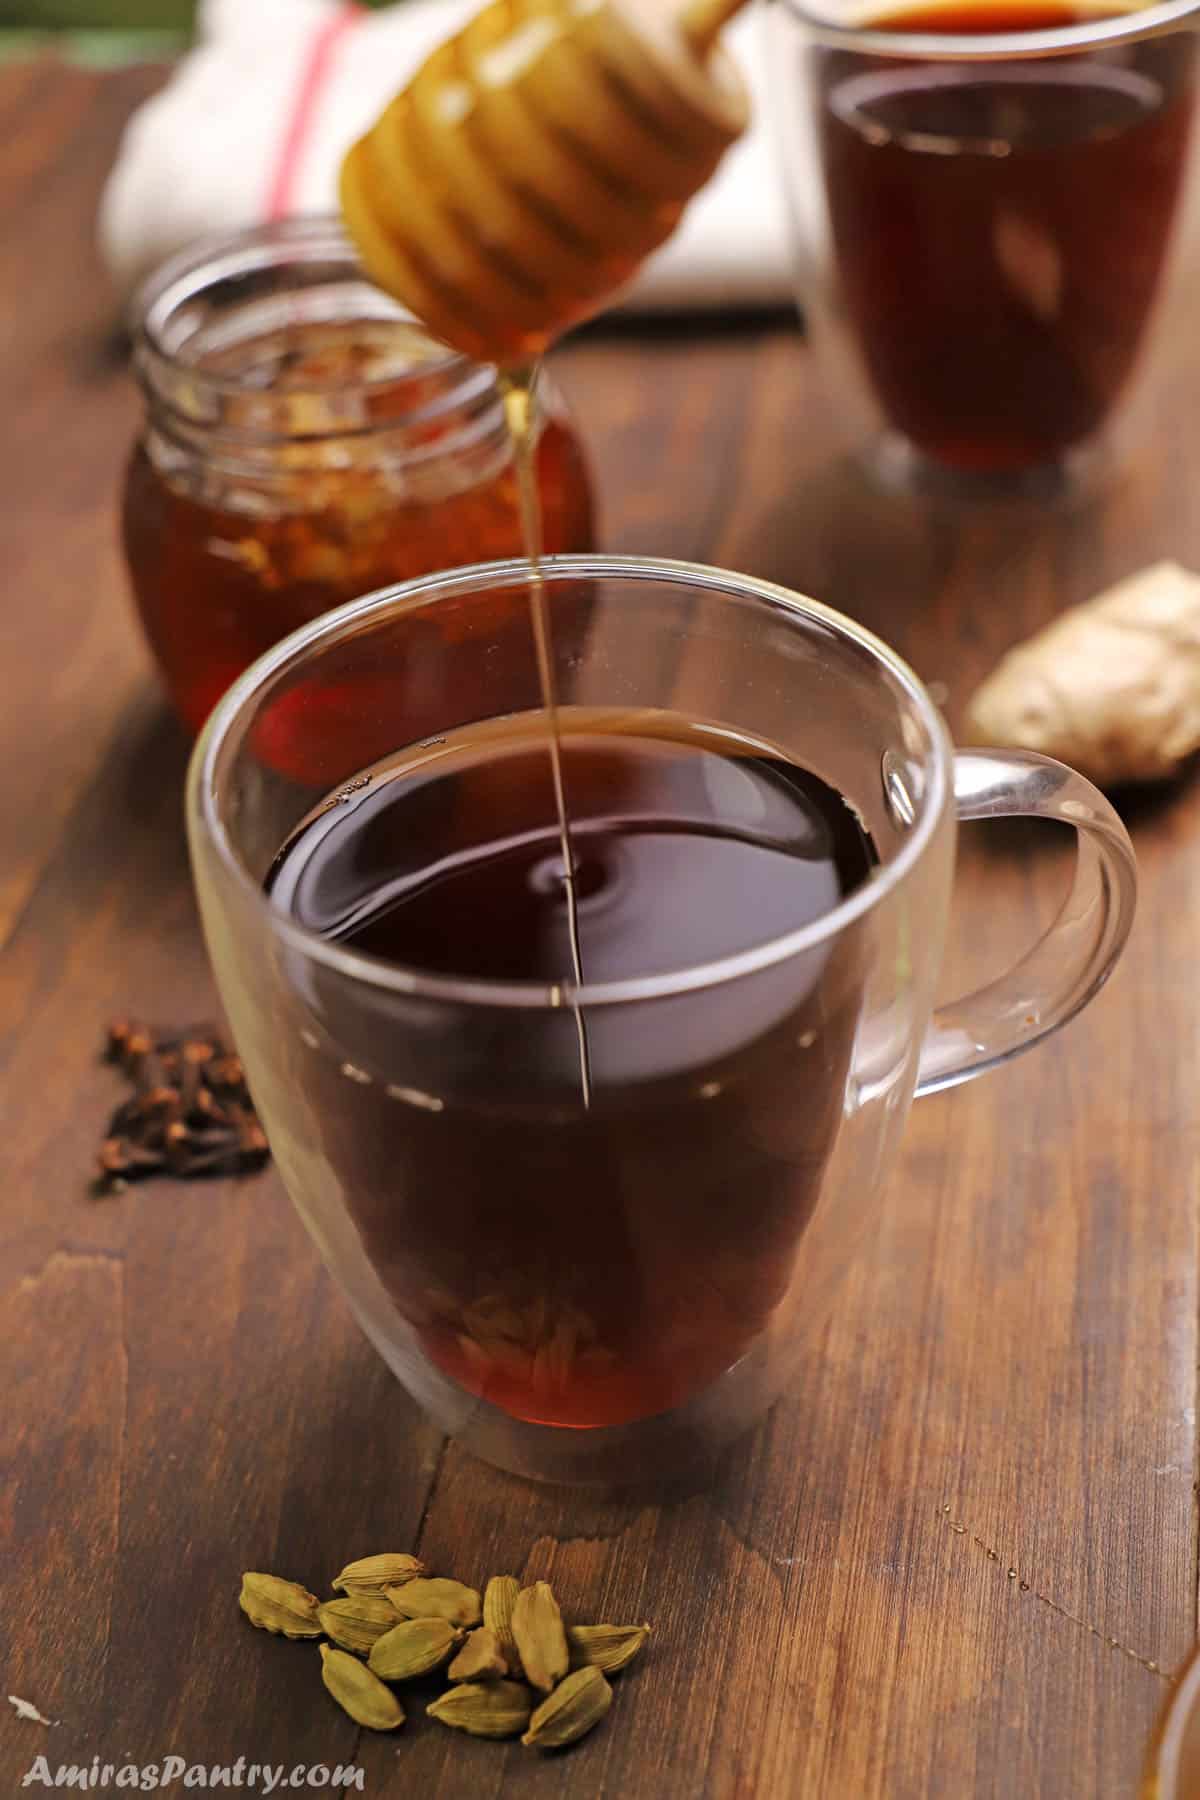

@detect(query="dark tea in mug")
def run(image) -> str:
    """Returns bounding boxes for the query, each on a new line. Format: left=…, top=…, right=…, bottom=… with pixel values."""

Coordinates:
left=814, top=4, right=1198, bottom=472
left=265, top=708, right=878, bottom=1430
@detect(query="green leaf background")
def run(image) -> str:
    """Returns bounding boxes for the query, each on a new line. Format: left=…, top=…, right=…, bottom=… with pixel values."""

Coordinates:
left=0, top=0, right=392, bottom=26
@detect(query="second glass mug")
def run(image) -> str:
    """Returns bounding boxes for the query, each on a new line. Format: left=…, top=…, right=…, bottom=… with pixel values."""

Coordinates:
left=766, top=0, right=1200, bottom=490
left=187, top=557, right=1136, bottom=1483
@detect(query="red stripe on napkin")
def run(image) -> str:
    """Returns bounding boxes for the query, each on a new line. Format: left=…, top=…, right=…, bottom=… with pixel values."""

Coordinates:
left=265, top=3, right=366, bottom=221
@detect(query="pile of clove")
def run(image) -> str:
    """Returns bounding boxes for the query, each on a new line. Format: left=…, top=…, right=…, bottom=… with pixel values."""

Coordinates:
left=95, top=1019, right=271, bottom=1191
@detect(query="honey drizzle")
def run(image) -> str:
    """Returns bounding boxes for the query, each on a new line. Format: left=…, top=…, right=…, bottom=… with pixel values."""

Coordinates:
left=938, top=1504, right=1170, bottom=1681
left=499, top=363, right=592, bottom=1107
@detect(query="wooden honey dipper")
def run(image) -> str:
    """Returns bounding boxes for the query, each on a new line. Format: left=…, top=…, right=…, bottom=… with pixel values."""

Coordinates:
left=339, top=0, right=753, bottom=363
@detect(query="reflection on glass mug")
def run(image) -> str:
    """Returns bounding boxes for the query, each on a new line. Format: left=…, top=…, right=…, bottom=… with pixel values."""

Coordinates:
left=188, top=557, right=1136, bottom=1483
left=767, top=0, right=1200, bottom=489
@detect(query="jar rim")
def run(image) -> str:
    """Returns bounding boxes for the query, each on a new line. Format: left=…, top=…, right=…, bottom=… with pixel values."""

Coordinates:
left=129, top=217, right=500, bottom=440
left=778, top=0, right=1200, bottom=57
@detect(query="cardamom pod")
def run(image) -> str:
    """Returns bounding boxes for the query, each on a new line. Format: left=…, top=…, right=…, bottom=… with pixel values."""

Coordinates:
left=318, top=1594, right=400, bottom=1655
left=522, top=1665, right=612, bottom=1750
left=332, top=1553, right=425, bottom=1595
left=320, top=1645, right=405, bottom=1731
left=385, top=1576, right=481, bottom=1629
left=511, top=1581, right=568, bottom=1694
left=368, top=1616, right=462, bottom=1681
left=427, top=1680, right=532, bottom=1738
left=239, top=1572, right=322, bottom=1639
left=483, top=1575, right=521, bottom=1673
left=447, top=1626, right=508, bottom=1682
left=567, top=1622, right=651, bottom=1674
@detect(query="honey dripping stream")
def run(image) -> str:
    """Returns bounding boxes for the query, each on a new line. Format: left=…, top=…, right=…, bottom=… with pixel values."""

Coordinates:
left=499, top=364, right=592, bottom=1106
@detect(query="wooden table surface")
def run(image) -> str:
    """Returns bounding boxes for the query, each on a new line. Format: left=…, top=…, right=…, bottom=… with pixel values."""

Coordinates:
left=4, top=58, right=1200, bottom=1800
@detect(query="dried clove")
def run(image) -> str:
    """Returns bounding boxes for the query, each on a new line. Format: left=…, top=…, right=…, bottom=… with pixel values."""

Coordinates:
left=95, top=1019, right=271, bottom=1192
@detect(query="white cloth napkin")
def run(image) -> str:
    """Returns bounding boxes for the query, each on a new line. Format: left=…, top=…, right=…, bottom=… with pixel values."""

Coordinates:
left=98, top=0, right=797, bottom=317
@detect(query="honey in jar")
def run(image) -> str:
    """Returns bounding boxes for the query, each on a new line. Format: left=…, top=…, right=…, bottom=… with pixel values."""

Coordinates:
left=121, top=220, right=594, bottom=741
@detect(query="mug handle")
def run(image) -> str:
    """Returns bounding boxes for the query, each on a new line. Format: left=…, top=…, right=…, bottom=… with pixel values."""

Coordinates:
left=914, top=748, right=1138, bottom=1097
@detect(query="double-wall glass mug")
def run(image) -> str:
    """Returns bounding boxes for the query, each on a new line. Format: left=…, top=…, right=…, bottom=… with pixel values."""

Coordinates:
left=188, top=557, right=1135, bottom=1482
left=1143, top=1642, right=1200, bottom=1797
left=767, top=0, right=1200, bottom=492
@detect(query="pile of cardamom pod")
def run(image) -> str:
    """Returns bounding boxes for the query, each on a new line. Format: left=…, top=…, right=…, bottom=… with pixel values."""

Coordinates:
left=239, top=1553, right=649, bottom=1750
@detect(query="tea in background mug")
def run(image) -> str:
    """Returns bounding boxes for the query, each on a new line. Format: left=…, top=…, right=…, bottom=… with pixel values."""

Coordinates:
left=187, top=558, right=1136, bottom=1483
left=767, top=0, right=1200, bottom=489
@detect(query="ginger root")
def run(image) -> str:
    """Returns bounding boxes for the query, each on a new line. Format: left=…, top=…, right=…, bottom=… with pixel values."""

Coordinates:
left=963, top=561, right=1200, bottom=787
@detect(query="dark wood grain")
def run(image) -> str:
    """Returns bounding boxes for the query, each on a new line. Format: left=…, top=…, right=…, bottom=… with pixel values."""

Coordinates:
left=3, top=58, right=1200, bottom=1800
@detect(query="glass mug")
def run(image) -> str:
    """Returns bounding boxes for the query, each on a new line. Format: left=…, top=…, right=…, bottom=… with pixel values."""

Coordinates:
left=766, top=0, right=1200, bottom=490
left=1143, top=1643, right=1200, bottom=1797
left=187, top=557, right=1136, bottom=1483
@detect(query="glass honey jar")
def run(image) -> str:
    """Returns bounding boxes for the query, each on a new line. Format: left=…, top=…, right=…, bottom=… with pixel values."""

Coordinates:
left=121, top=220, right=595, bottom=737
